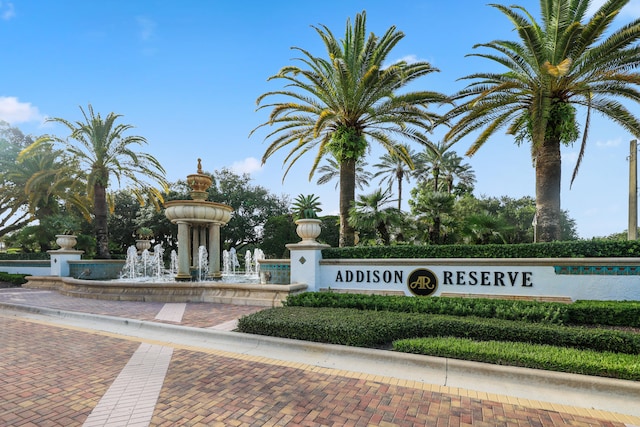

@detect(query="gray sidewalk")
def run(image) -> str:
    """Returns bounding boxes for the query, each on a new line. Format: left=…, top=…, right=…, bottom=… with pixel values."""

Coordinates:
left=1, top=287, right=639, bottom=426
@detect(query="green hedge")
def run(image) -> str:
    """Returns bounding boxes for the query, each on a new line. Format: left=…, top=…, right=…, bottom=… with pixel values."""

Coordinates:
left=322, top=240, right=640, bottom=259
left=0, top=253, right=50, bottom=260
left=0, top=272, right=27, bottom=285
left=393, top=337, right=640, bottom=381
left=285, top=292, right=568, bottom=324
left=237, top=307, right=640, bottom=354
left=284, top=293, right=640, bottom=328
left=567, top=301, right=640, bottom=328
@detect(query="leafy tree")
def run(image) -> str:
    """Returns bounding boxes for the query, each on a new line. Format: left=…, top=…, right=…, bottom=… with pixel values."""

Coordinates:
left=319, top=215, right=340, bottom=247
left=452, top=195, right=578, bottom=244
left=107, top=191, right=147, bottom=255
left=261, top=214, right=297, bottom=258
left=253, top=11, right=447, bottom=247
left=445, top=0, right=640, bottom=242
left=0, top=122, right=35, bottom=238
left=22, top=104, right=168, bottom=258
left=373, top=143, right=418, bottom=211
left=206, top=168, right=290, bottom=251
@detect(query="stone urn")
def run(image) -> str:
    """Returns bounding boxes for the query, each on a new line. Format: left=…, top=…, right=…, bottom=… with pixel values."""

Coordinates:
left=295, top=219, right=322, bottom=242
left=136, top=239, right=152, bottom=252
left=55, top=234, right=78, bottom=250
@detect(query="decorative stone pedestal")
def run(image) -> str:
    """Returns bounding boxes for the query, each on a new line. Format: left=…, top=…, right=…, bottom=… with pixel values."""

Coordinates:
left=48, top=249, right=84, bottom=277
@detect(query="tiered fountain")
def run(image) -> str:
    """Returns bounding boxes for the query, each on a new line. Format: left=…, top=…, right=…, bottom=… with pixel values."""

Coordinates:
left=164, top=159, right=233, bottom=281
left=25, top=158, right=307, bottom=306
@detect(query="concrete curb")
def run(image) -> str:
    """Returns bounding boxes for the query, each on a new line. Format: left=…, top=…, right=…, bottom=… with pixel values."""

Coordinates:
left=2, top=301, right=640, bottom=418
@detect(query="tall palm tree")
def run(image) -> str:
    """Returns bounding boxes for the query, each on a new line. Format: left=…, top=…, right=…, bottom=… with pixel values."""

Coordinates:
left=414, top=141, right=476, bottom=195
left=373, top=143, right=418, bottom=211
left=316, top=156, right=372, bottom=191
left=444, top=0, right=640, bottom=242
left=252, top=11, right=447, bottom=246
left=22, top=104, right=168, bottom=258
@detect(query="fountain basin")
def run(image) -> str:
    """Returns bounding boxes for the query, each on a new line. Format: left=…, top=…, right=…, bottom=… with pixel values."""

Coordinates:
left=23, top=276, right=307, bottom=307
left=164, top=200, right=232, bottom=224
left=69, top=260, right=126, bottom=280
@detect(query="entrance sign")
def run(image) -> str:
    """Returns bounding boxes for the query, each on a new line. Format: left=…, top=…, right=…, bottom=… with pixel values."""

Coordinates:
left=286, top=248, right=640, bottom=301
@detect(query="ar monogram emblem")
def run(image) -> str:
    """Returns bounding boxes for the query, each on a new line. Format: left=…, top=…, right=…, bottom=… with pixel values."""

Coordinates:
left=407, top=269, right=438, bottom=296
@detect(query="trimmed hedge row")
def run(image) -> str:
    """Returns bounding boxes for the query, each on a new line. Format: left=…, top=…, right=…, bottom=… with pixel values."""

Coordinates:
left=0, top=253, right=50, bottom=260
left=237, top=306, right=640, bottom=354
left=0, top=272, right=27, bottom=286
left=284, top=292, right=640, bottom=328
left=392, top=337, right=640, bottom=381
left=569, top=300, right=640, bottom=328
left=322, top=240, right=640, bottom=259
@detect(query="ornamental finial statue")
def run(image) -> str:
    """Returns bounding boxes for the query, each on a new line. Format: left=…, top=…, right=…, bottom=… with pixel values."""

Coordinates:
left=187, top=158, right=212, bottom=200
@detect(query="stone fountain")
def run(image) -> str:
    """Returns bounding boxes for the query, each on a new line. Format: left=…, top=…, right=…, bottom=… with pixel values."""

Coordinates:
left=164, top=159, right=233, bottom=281
left=23, top=158, right=307, bottom=306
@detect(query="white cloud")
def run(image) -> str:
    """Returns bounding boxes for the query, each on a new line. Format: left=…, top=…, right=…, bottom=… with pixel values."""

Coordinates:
left=0, top=97, right=43, bottom=124
left=231, top=157, right=263, bottom=174
left=396, top=54, right=420, bottom=64
left=596, top=138, right=621, bottom=148
left=137, top=16, right=156, bottom=41
left=0, top=1, right=15, bottom=20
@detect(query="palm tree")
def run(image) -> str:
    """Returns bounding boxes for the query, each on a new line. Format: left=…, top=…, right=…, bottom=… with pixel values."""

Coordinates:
left=440, top=152, right=476, bottom=195
left=316, top=156, right=372, bottom=191
left=414, top=141, right=476, bottom=195
left=252, top=11, right=447, bottom=246
left=0, top=122, right=36, bottom=238
left=409, top=186, right=456, bottom=244
left=348, top=188, right=400, bottom=245
left=16, top=142, right=88, bottom=219
left=373, top=143, right=418, bottom=211
left=444, top=0, right=640, bottom=242
left=22, top=104, right=168, bottom=258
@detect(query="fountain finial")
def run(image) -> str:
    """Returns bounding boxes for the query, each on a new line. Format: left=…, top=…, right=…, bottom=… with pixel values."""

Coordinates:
left=187, top=158, right=213, bottom=200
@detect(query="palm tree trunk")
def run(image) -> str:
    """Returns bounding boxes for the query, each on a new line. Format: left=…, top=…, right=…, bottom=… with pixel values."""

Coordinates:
left=377, top=221, right=391, bottom=245
left=94, top=183, right=111, bottom=259
left=535, top=138, right=562, bottom=242
left=339, top=159, right=356, bottom=247
left=397, top=179, right=402, bottom=211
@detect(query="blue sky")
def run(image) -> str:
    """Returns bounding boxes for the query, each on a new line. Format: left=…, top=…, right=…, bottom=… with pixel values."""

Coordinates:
left=2, top=0, right=640, bottom=239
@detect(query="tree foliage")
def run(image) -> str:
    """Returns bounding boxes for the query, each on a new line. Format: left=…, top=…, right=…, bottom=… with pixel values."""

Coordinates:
left=252, top=11, right=447, bottom=247
left=0, top=122, right=35, bottom=239
left=445, top=0, right=640, bottom=242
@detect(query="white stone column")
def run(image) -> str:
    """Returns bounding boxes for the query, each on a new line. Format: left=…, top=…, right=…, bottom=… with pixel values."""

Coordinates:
left=286, top=242, right=329, bottom=292
left=48, top=250, right=83, bottom=277
left=176, top=221, right=191, bottom=280
left=208, top=224, right=221, bottom=278
left=191, top=226, right=199, bottom=268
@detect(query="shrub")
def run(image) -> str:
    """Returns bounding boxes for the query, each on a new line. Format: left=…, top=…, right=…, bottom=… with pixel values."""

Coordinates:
left=0, top=272, right=27, bottom=286
left=285, top=293, right=569, bottom=324
left=285, top=292, right=640, bottom=328
left=238, top=306, right=640, bottom=354
left=393, top=337, right=640, bottom=381
left=322, top=240, right=640, bottom=259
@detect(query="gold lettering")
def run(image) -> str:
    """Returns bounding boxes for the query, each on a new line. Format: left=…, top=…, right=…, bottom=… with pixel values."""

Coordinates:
left=410, top=276, right=435, bottom=290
